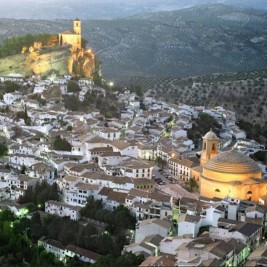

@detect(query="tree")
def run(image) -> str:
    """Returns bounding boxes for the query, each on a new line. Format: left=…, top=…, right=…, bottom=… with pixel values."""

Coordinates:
left=129, top=85, right=143, bottom=97
left=30, top=94, right=46, bottom=106
left=0, top=143, right=8, bottom=156
left=23, top=105, right=31, bottom=125
left=66, top=255, right=88, bottom=267
left=186, top=178, right=198, bottom=192
left=58, top=220, right=79, bottom=245
left=20, top=164, right=26, bottom=174
left=67, top=125, right=73, bottom=131
left=63, top=95, right=80, bottom=111
left=81, top=38, right=88, bottom=49
left=156, top=156, right=167, bottom=168
left=93, top=252, right=144, bottom=267
left=92, top=57, right=102, bottom=86
left=19, top=181, right=59, bottom=207
left=113, top=205, right=136, bottom=233
left=67, top=80, right=81, bottom=93
left=3, top=81, right=20, bottom=93
left=53, top=136, right=71, bottom=151
left=187, top=113, right=221, bottom=147
left=0, top=33, right=57, bottom=57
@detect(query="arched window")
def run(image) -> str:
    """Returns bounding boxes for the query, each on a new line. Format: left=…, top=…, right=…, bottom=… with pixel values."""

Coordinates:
left=212, top=144, right=216, bottom=151
left=215, top=189, right=220, bottom=192
left=247, top=191, right=252, bottom=201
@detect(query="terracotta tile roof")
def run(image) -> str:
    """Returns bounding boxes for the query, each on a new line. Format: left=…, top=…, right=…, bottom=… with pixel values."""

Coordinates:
left=65, top=244, right=101, bottom=261
left=133, top=178, right=156, bottom=185
left=128, top=188, right=150, bottom=198
left=75, top=183, right=100, bottom=191
left=90, top=147, right=113, bottom=153
left=110, top=140, right=132, bottom=150
left=63, top=175, right=80, bottom=182
left=149, top=192, right=172, bottom=203
left=39, top=236, right=65, bottom=250
left=98, top=187, right=127, bottom=204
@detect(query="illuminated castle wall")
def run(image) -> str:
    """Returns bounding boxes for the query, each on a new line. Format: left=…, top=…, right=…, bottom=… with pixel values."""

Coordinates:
left=59, top=19, right=82, bottom=51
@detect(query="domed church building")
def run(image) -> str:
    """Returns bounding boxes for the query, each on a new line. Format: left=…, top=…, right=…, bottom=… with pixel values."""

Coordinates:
left=199, top=130, right=267, bottom=201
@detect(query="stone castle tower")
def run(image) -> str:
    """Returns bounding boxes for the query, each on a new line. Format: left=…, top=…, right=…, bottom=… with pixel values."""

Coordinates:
left=59, top=19, right=82, bottom=51
left=73, top=19, right=81, bottom=35
left=200, top=129, right=219, bottom=165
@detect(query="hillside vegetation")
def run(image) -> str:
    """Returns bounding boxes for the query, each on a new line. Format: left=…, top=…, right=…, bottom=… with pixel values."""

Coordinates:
left=0, top=4, right=266, bottom=78
left=130, top=69, right=267, bottom=145
left=0, top=34, right=57, bottom=57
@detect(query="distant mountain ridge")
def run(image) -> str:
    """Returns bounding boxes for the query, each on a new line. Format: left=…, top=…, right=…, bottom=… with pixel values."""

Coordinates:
left=0, top=0, right=266, bottom=19
left=0, top=4, right=266, bottom=78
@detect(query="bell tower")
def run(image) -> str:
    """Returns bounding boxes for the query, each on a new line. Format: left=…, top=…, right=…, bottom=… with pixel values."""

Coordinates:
left=73, top=19, right=81, bottom=35
left=200, top=129, right=219, bottom=165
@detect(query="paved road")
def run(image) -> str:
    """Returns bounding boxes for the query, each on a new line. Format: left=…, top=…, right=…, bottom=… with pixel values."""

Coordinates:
left=153, top=166, right=199, bottom=200
left=159, top=183, right=199, bottom=200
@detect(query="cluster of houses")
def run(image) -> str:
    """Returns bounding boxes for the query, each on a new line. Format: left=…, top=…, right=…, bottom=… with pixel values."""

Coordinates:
left=124, top=195, right=267, bottom=267
left=0, top=73, right=266, bottom=266
left=38, top=236, right=101, bottom=264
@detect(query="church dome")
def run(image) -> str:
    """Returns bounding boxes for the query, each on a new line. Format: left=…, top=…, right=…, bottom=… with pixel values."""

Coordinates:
left=204, top=149, right=261, bottom=174
left=203, top=130, right=218, bottom=140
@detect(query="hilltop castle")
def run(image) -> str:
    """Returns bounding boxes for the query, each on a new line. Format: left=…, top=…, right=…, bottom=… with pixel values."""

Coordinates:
left=58, top=19, right=82, bottom=51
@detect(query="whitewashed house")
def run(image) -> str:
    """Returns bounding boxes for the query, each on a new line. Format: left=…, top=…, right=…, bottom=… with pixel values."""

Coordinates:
left=45, top=200, right=81, bottom=220
left=97, top=128, right=121, bottom=141
left=3, top=92, right=22, bottom=105
left=9, top=154, right=41, bottom=168
left=135, top=218, right=172, bottom=243
left=65, top=244, right=101, bottom=263
left=38, top=237, right=65, bottom=260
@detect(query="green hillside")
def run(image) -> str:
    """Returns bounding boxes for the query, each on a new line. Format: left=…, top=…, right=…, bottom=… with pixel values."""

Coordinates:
left=0, top=33, right=57, bottom=58
left=0, top=46, right=70, bottom=76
